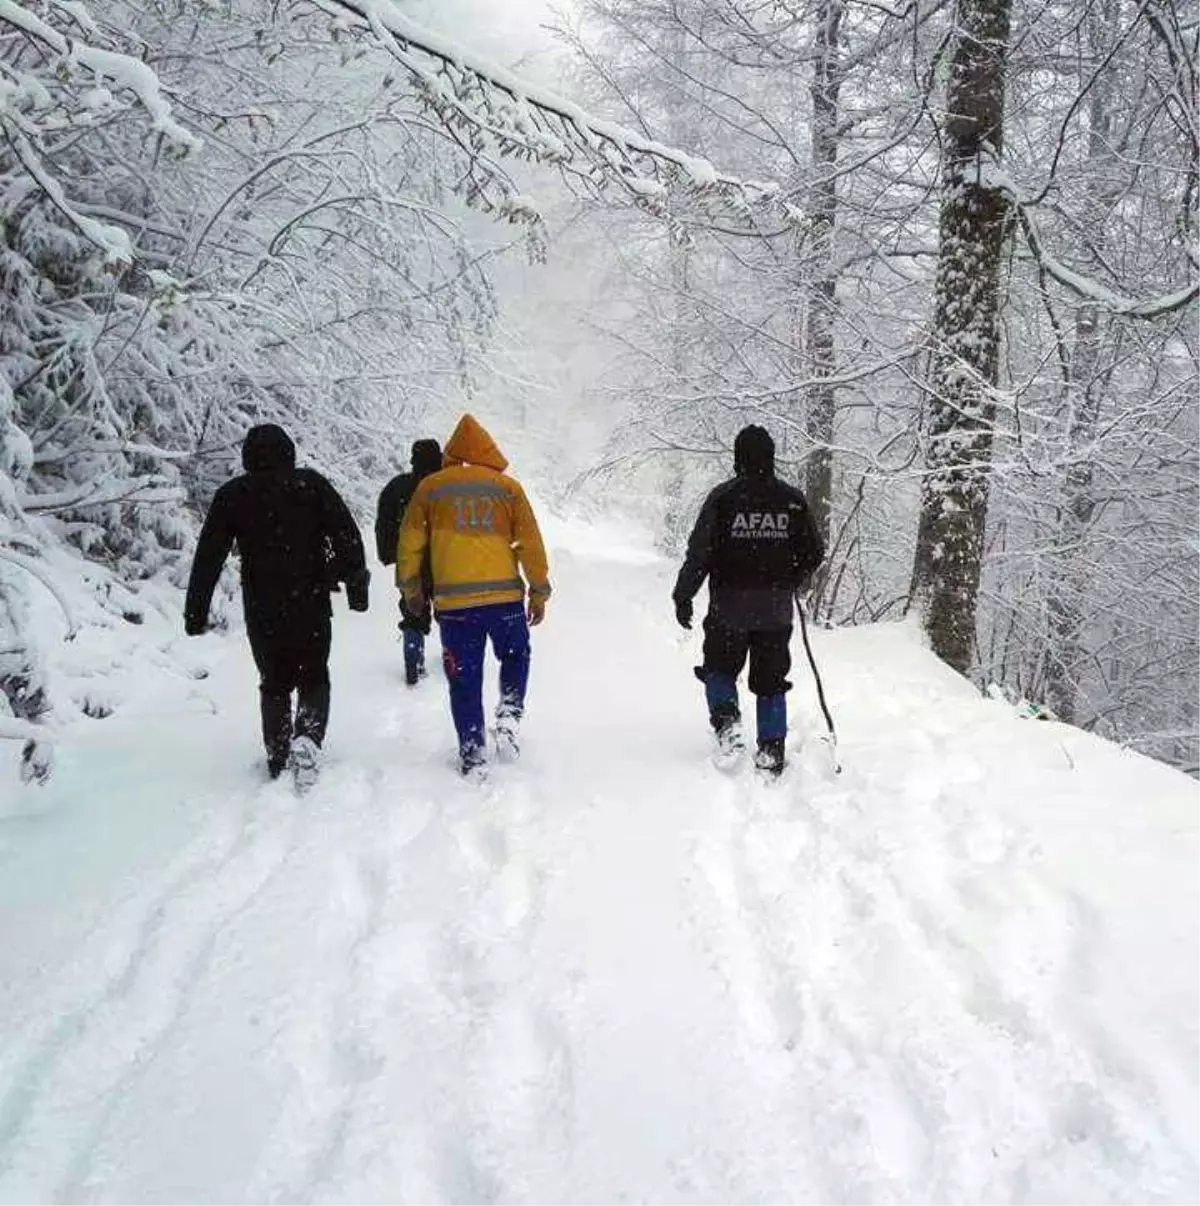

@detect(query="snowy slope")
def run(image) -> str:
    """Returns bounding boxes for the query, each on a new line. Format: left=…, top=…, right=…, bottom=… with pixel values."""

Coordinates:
left=0, top=519, right=1196, bottom=1204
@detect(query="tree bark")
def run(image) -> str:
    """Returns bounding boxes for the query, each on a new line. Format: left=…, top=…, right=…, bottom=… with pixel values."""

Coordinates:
left=1044, top=0, right=1121, bottom=723
left=803, top=0, right=842, bottom=546
left=911, top=0, right=1013, bottom=674
left=663, top=13, right=695, bottom=550
left=1044, top=306, right=1103, bottom=723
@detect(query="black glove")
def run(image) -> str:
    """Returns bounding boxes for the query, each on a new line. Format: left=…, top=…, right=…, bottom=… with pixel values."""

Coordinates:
left=346, top=568, right=370, bottom=613
left=184, top=614, right=207, bottom=637
left=400, top=595, right=432, bottom=635
left=674, top=596, right=693, bottom=630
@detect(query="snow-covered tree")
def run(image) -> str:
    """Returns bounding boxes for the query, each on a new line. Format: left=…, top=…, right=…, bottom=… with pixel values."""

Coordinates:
left=909, top=0, right=1014, bottom=674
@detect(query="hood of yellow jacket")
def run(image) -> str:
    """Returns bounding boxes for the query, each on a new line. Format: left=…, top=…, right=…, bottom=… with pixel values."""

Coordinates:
left=443, top=414, right=508, bottom=473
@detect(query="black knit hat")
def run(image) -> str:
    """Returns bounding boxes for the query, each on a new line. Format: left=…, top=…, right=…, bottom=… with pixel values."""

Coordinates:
left=733, top=424, right=775, bottom=477
left=411, top=438, right=442, bottom=477
left=242, top=423, right=295, bottom=473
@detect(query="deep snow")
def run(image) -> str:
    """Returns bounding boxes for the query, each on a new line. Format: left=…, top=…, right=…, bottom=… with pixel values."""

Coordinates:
left=0, top=519, right=1196, bottom=1203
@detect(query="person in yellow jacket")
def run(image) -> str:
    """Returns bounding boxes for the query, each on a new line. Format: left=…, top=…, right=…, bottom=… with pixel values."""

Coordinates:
left=397, top=414, right=551, bottom=775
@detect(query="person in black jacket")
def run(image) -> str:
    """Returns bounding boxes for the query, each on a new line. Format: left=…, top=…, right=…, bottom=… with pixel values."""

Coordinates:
left=374, top=438, right=441, bottom=685
left=672, top=424, right=825, bottom=776
left=184, top=424, right=369, bottom=785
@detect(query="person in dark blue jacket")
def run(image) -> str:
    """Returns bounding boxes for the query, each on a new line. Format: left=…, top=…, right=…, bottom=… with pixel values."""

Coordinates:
left=672, top=425, right=825, bottom=776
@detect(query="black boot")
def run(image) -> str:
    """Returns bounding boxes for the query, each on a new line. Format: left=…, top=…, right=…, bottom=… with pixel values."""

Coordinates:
left=709, top=700, right=741, bottom=737
left=295, top=680, right=330, bottom=747
left=755, top=738, right=785, bottom=777
left=261, top=687, right=292, bottom=780
left=710, top=701, right=745, bottom=764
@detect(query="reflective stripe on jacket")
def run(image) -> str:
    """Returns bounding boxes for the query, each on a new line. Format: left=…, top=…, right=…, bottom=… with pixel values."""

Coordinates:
left=396, top=415, right=550, bottom=612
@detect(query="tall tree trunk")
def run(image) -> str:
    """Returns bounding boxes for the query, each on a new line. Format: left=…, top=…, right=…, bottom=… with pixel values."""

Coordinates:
left=1044, top=306, right=1103, bottom=722
left=910, top=0, right=1013, bottom=674
left=1044, top=0, right=1120, bottom=724
left=662, top=234, right=692, bottom=549
left=662, top=12, right=694, bottom=551
left=803, top=0, right=842, bottom=546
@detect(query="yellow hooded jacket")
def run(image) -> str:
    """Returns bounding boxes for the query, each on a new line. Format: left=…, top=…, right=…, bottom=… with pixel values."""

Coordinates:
left=397, top=414, right=551, bottom=612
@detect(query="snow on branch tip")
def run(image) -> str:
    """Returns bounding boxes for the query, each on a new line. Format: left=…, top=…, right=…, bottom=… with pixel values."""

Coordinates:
left=312, top=0, right=806, bottom=239
left=0, top=0, right=200, bottom=155
left=0, top=0, right=201, bottom=262
left=960, top=153, right=1199, bottom=321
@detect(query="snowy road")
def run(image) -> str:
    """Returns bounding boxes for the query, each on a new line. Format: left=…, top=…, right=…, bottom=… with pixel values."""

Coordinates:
left=0, top=532, right=1196, bottom=1202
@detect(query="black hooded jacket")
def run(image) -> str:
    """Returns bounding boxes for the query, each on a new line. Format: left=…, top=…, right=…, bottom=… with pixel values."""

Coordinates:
left=673, top=425, right=825, bottom=629
left=374, top=438, right=442, bottom=568
left=184, top=424, right=367, bottom=639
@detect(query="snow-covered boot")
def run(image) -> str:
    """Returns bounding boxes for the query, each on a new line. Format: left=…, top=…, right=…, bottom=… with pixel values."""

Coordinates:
left=459, top=741, right=488, bottom=781
left=289, top=735, right=321, bottom=793
left=494, top=712, right=520, bottom=764
left=754, top=738, right=785, bottom=778
left=710, top=701, right=746, bottom=770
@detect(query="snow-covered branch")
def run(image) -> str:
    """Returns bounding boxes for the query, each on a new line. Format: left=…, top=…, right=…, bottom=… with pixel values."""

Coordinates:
left=33, top=440, right=217, bottom=466
left=0, top=117, right=133, bottom=260
left=0, top=549, right=78, bottom=638
left=0, top=0, right=204, bottom=265
left=0, top=716, right=57, bottom=743
left=971, top=156, right=1199, bottom=319
left=0, top=0, right=199, bottom=154
left=1014, top=207, right=1197, bottom=319
left=19, top=477, right=186, bottom=514
left=310, top=0, right=801, bottom=234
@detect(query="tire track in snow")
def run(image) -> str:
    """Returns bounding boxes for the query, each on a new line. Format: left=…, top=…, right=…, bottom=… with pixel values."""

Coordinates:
left=0, top=782, right=301, bottom=1200
left=0, top=796, right=255, bottom=1129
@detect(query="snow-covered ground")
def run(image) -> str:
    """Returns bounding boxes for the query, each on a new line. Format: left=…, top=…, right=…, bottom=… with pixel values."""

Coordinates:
left=0, top=520, right=1196, bottom=1203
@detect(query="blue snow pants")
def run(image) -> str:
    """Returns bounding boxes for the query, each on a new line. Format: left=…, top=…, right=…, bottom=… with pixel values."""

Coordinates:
left=437, top=601, right=531, bottom=764
left=701, top=617, right=790, bottom=742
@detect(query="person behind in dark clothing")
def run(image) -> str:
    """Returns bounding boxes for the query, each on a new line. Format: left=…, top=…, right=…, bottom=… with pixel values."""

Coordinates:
left=374, top=438, right=442, bottom=685
left=184, top=424, right=369, bottom=786
left=672, top=424, right=825, bottom=777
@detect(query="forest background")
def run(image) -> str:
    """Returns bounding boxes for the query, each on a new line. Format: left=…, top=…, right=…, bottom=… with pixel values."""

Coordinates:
left=0, top=0, right=1194, bottom=780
